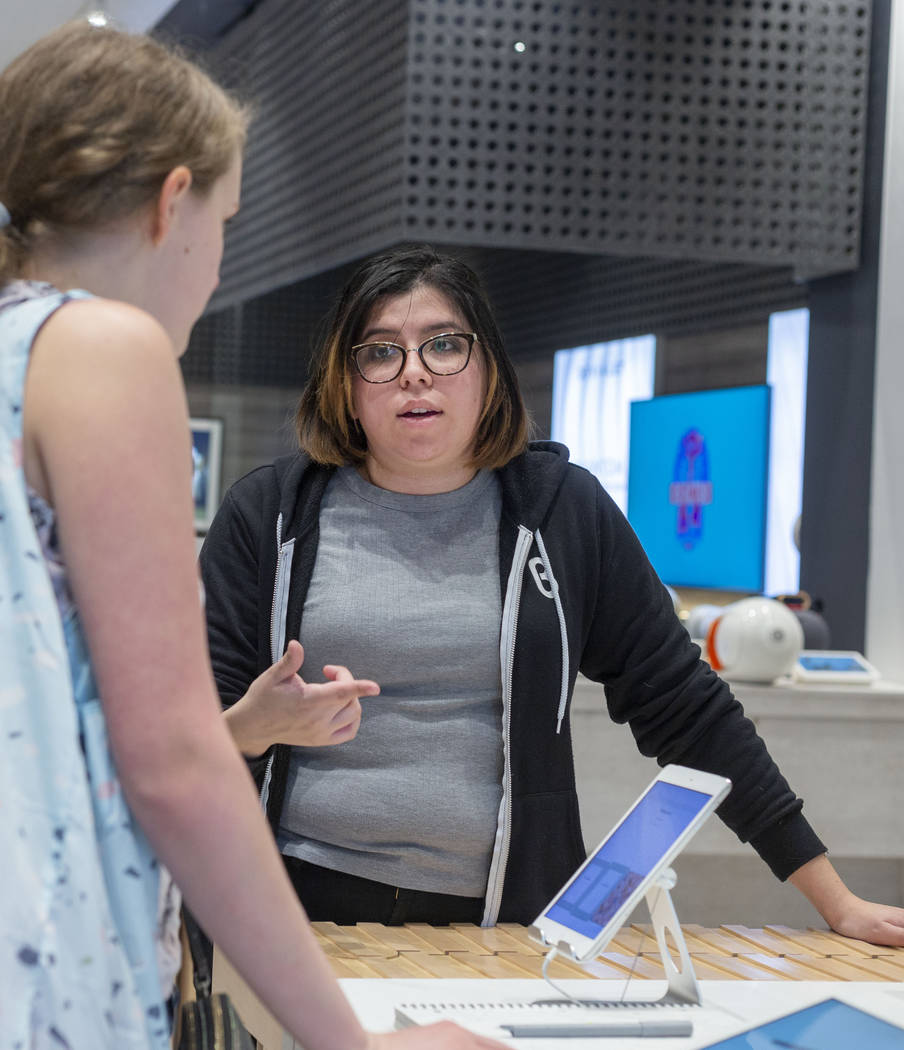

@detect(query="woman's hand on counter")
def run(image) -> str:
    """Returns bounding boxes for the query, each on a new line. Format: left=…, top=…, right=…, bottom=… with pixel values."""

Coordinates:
left=790, top=854, right=904, bottom=946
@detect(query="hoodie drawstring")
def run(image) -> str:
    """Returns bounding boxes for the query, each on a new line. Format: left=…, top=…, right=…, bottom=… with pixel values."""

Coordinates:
left=534, top=529, right=570, bottom=734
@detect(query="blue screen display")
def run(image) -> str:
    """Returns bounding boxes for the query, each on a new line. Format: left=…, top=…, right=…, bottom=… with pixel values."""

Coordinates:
left=545, top=781, right=711, bottom=941
left=798, top=655, right=866, bottom=672
left=627, top=385, right=771, bottom=591
left=702, top=998, right=904, bottom=1049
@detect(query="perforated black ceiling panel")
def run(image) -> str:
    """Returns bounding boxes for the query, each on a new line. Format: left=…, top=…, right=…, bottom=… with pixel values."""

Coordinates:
left=202, top=0, right=871, bottom=312
left=403, top=0, right=871, bottom=275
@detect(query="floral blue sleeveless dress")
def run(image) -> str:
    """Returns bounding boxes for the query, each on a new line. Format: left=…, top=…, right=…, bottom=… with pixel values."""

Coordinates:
left=0, top=282, right=170, bottom=1050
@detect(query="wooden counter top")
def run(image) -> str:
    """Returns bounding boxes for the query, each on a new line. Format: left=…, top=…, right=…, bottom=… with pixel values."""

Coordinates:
left=303, top=922, right=904, bottom=982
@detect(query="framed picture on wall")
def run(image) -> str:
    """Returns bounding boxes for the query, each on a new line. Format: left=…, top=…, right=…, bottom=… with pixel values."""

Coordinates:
left=189, top=417, right=224, bottom=533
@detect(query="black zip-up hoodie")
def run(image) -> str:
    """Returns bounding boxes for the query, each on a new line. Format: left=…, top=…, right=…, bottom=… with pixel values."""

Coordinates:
left=200, top=441, right=825, bottom=925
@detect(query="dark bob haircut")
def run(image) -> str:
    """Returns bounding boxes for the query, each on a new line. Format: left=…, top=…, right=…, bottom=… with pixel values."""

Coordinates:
left=295, top=244, right=530, bottom=469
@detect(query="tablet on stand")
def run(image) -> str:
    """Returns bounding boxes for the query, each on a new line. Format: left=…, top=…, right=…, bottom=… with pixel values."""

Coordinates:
left=528, top=764, right=732, bottom=1007
left=395, top=765, right=732, bottom=1038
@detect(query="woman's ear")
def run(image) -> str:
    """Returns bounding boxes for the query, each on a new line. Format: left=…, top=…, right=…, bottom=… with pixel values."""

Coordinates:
left=150, top=166, right=193, bottom=246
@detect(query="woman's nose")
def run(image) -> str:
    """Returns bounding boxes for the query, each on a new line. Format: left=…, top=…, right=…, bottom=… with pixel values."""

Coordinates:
left=399, top=348, right=433, bottom=386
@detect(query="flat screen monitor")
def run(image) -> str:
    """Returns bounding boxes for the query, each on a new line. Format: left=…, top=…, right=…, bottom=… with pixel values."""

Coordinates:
left=627, top=385, right=771, bottom=591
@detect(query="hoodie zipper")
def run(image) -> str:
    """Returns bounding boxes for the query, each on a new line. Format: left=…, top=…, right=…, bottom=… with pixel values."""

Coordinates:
left=262, top=512, right=294, bottom=809
left=270, top=513, right=284, bottom=663
left=481, top=524, right=534, bottom=926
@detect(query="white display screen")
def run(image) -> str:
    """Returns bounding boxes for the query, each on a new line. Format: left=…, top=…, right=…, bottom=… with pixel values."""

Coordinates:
left=550, top=335, right=655, bottom=515
left=764, top=307, right=809, bottom=596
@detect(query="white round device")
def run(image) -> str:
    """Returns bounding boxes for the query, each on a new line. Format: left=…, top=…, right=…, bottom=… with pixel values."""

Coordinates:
left=706, top=597, right=804, bottom=683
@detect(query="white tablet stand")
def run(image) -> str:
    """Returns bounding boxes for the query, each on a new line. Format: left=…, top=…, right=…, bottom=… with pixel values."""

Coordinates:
left=536, top=867, right=701, bottom=1008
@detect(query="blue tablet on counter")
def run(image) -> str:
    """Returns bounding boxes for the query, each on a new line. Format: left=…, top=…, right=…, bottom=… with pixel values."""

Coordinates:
left=702, top=998, right=904, bottom=1049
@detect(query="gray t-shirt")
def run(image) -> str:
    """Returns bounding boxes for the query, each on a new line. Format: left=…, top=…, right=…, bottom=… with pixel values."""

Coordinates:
left=277, top=466, right=504, bottom=897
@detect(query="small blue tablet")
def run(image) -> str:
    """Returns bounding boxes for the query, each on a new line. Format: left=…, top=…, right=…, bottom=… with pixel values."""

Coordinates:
left=791, top=649, right=879, bottom=684
left=702, top=998, right=904, bottom=1049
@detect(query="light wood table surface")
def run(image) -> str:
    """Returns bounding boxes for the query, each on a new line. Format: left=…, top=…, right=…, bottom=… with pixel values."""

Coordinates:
left=210, top=923, right=904, bottom=1049
left=300, top=922, right=904, bottom=982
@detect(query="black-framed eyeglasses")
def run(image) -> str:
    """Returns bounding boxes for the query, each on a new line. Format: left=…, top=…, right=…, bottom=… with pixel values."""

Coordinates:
left=350, top=332, right=477, bottom=384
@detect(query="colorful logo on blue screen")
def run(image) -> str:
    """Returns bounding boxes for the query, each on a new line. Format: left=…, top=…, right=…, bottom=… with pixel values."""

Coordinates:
left=668, top=428, right=713, bottom=550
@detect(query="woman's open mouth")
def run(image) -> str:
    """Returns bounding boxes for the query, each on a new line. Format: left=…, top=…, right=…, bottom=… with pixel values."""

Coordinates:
left=398, top=408, right=441, bottom=419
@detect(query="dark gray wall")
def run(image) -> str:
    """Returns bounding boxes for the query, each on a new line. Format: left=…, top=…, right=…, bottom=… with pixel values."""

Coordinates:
left=798, top=0, right=891, bottom=651
left=206, top=0, right=410, bottom=309
left=182, top=246, right=806, bottom=386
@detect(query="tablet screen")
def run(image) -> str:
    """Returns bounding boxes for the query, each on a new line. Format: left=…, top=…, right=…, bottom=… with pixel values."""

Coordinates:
left=798, top=655, right=867, bottom=673
left=543, top=781, right=712, bottom=940
left=701, top=998, right=904, bottom=1048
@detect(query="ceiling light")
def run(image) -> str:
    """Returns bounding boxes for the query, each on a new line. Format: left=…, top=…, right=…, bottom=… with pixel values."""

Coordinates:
left=78, top=4, right=110, bottom=27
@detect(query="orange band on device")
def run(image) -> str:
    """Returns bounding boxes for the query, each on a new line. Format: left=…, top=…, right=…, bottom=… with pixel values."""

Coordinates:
left=706, top=616, right=724, bottom=671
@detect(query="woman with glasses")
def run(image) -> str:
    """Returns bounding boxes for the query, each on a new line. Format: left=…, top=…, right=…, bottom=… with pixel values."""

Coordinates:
left=200, top=244, right=904, bottom=946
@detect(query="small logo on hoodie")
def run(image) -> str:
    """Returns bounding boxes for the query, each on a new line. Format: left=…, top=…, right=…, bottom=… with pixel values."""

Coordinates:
left=528, top=557, right=555, bottom=598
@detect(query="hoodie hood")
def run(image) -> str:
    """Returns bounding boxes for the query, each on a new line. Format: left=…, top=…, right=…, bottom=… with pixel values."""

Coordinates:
left=271, top=440, right=573, bottom=545
left=497, top=440, right=572, bottom=534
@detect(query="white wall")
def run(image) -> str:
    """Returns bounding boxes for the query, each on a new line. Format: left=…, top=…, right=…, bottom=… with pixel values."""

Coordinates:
left=867, top=2, right=904, bottom=682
